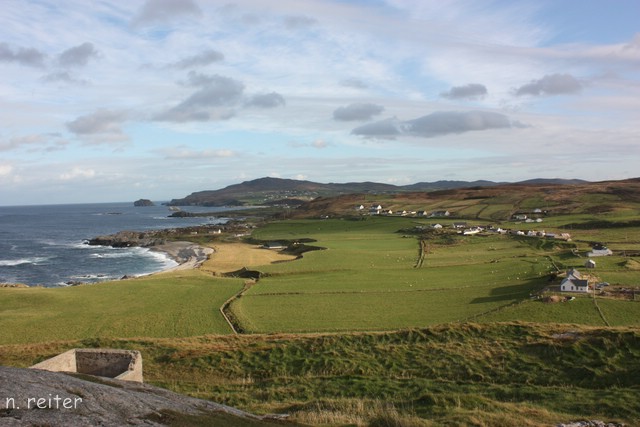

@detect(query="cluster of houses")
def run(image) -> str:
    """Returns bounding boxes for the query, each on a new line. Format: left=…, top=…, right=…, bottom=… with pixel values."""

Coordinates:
left=358, top=204, right=451, bottom=217
left=412, top=222, right=573, bottom=240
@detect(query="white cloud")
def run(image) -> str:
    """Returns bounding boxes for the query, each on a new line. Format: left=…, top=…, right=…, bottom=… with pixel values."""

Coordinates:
left=0, top=164, right=14, bottom=176
left=59, top=167, right=96, bottom=181
left=160, top=147, right=236, bottom=159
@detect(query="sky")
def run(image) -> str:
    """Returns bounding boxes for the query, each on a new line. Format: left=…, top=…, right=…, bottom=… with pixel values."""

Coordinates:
left=1, top=0, right=639, bottom=205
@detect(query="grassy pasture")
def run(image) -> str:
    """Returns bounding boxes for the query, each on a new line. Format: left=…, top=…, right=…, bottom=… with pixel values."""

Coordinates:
left=0, top=269, right=242, bottom=344
left=232, top=218, right=560, bottom=333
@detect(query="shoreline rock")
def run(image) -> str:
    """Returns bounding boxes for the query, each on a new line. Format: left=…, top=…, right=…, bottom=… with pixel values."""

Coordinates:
left=0, top=283, right=29, bottom=288
left=87, top=231, right=166, bottom=248
left=87, top=230, right=214, bottom=275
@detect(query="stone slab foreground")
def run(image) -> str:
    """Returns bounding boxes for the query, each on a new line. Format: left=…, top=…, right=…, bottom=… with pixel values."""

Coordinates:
left=30, top=349, right=143, bottom=383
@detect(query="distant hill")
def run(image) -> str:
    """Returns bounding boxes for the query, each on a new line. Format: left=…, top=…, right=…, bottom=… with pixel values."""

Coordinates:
left=167, top=176, right=589, bottom=206
left=291, top=177, right=640, bottom=220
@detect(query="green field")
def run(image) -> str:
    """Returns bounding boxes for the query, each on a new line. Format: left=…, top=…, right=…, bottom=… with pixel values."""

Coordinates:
left=230, top=217, right=589, bottom=333
left=1, top=215, right=638, bottom=341
left=0, top=270, right=242, bottom=344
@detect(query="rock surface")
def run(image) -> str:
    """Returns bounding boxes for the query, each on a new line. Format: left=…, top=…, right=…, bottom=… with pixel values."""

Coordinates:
left=0, top=366, right=281, bottom=426
left=87, top=230, right=166, bottom=248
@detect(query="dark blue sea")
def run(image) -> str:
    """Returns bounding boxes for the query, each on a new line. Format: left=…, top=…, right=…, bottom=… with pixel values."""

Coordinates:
left=0, top=203, right=229, bottom=287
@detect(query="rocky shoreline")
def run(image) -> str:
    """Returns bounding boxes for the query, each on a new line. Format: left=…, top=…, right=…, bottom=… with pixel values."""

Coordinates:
left=87, top=230, right=214, bottom=275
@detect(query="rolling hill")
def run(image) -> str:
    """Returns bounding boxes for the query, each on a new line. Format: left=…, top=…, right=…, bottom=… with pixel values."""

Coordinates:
left=167, top=176, right=589, bottom=207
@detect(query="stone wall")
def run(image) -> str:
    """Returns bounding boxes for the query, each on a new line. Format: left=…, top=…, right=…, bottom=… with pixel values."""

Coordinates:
left=30, top=349, right=143, bottom=383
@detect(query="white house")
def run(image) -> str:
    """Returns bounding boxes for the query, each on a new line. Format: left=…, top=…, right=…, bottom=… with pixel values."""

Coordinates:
left=369, top=204, right=383, bottom=215
left=560, top=268, right=589, bottom=293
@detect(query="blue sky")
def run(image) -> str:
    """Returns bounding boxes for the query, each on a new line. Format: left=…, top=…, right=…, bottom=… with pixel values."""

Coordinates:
left=1, top=0, right=639, bottom=205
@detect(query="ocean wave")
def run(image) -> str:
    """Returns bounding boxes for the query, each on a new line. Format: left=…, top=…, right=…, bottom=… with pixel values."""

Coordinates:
left=0, top=257, right=51, bottom=266
left=67, top=241, right=93, bottom=249
left=143, top=248, right=179, bottom=269
left=69, top=273, right=114, bottom=280
left=89, top=246, right=149, bottom=259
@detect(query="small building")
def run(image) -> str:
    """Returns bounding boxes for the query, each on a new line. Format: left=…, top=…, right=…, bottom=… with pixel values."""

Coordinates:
left=588, top=244, right=612, bottom=257
left=369, top=204, right=383, bottom=215
left=585, top=259, right=596, bottom=269
left=262, top=242, right=286, bottom=250
left=31, top=349, right=143, bottom=383
left=432, top=223, right=443, bottom=229
left=560, top=268, right=589, bottom=293
left=430, top=210, right=450, bottom=217
left=356, top=204, right=365, bottom=211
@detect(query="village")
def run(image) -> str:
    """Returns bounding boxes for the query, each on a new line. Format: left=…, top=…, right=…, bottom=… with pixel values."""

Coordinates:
left=358, top=203, right=572, bottom=239
left=357, top=203, right=622, bottom=297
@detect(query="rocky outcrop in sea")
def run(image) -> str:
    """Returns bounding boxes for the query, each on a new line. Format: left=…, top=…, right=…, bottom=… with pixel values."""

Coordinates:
left=133, top=199, right=155, bottom=207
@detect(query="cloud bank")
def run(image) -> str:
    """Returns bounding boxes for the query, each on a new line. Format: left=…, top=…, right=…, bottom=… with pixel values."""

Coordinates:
left=245, top=93, right=286, bottom=108
left=352, top=111, right=524, bottom=138
left=132, top=0, right=202, bottom=27
left=333, top=103, right=385, bottom=121
left=57, top=42, right=98, bottom=68
left=156, top=73, right=245, bottom=122
left=0, top=42, right=46, bottom=68
left=170, top=49, right=224, bottom=69
left=515, top=74, right=583, bottom=96
left=440, top=83, right=488, bottom=100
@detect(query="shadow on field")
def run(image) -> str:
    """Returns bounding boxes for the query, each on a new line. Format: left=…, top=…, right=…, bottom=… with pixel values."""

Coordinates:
left=469, top=278, right=543, bottom=304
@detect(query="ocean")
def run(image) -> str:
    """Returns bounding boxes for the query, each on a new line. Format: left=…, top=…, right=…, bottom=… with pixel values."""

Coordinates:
left=0, top=202, right=229, bottom=287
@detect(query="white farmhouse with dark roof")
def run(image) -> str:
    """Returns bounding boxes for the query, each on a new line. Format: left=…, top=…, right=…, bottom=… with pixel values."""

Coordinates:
left=560, top=268, right=589, bottom=293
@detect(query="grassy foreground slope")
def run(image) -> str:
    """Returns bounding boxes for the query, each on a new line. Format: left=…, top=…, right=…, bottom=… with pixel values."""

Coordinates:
left=1, top=322, right=638, bottom=426
left=0, top=269, right=242, bottom=344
